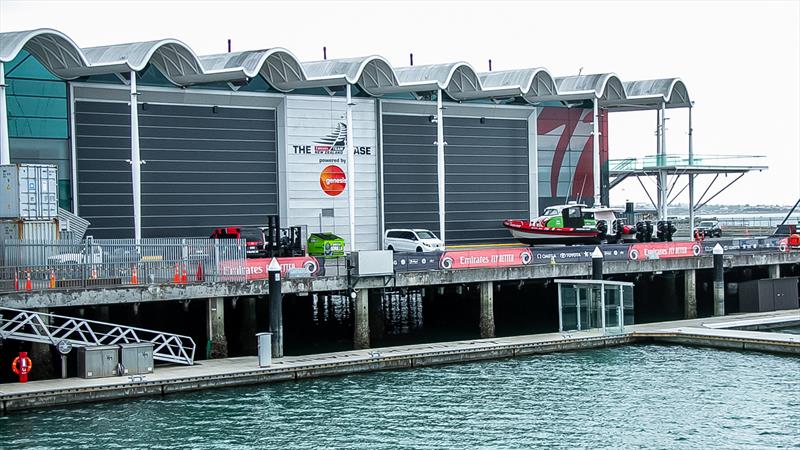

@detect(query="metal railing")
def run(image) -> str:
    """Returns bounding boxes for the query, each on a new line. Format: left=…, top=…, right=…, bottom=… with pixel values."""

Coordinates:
left=0, top=307, right=195, bottom=365
left=609, top=154, right=767, bottom=171
left=1, top=238, right=247, bottom=293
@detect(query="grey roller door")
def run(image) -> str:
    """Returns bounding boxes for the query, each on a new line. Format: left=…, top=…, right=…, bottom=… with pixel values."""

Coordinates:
left=382, top=114, right=439, bottom=235
left=76, top=101, right=277, bottom=238
left=444, top=117, right=528, bottom=244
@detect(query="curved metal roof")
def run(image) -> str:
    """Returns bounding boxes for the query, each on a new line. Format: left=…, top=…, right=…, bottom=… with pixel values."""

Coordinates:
left=477, top=68, right=558, bottom=103
left=300, top=56, right=400, bottom=95
left=0, top=28, right=691, bottom=109
left=199, top=48, right=305, bottom=91
left=550, top=73, right=627, bottom=102
left=0, top=28, right=88, bottom=78
left=80, top=39, right=214, bottom=85
left=605, top=78, right=691, bottom=110
left=394, top=62, right=483, bottom=100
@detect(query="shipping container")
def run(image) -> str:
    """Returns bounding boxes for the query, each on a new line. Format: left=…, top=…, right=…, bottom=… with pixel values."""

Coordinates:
left=0, top=219, right=60, bottom=266
left=0, top=164, right=59, bottom=220
left=0, top=219, right=60, bottom=241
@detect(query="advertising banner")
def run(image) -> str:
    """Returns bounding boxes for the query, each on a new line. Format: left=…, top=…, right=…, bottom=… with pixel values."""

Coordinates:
left=531, top=244, right=631, bottom=264
left=627, top=241, right=703, bottom=261
left=439, top=248, right=533, bottom=270
left=700, top=237, right=790, bottom=254
left=393, top=252, right=441, bottom=272
left=219, top=256, right=323, bottom=280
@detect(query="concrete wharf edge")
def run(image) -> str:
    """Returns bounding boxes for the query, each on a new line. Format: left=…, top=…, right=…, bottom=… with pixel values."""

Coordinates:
left=0, top=310, right=797, bottom=414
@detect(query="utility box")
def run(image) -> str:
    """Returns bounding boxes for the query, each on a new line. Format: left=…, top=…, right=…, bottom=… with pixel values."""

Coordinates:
left=257, top=332, right=272, bottom=367
left=738, top=278, right=799, bottom=312
left=0, top=164, right=58, bottom=220
left=78, top=345, right=120, bottom=379
left=119, top=342, right=154, bottom=375
left=350, top=250, right=394, bottom=277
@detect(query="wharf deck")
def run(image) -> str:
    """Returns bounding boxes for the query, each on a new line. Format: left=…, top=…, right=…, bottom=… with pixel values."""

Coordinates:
left=1, top=309, right=797, bottom=414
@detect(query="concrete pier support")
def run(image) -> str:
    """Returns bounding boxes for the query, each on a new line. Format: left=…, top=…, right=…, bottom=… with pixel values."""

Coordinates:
left=354, top=289, right=370, bottom=349
left=479, top=281, right=495, bottom=338
left=769, top=264, right=780, bottom=279
left=30, top=308, right=54, bottom=379
left=713, top=244, right=725, bottom=316
left=206, top=297, right=228, bottom=359
left=368, top=289, right=385, bottom=341
left=684, top=269, right=697, bottom=319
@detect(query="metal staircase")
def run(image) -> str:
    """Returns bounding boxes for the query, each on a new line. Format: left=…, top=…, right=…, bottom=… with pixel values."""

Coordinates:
left=0, top=307, right=195, bottom=365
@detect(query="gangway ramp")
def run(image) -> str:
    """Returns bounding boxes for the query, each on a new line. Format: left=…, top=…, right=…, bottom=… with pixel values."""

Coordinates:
left=0, top=307, right=195, bottom=365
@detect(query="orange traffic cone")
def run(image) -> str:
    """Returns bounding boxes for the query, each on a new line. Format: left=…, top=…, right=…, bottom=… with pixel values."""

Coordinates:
left=181, top=263, right=188, bottom=284
left=49, top=269, right=56, bottom=289
left=195, top=261, right=204, bottom=282
left=25, top=270, right=32, bottom=291
left=131, top=265, right=139, bottom=285
left=173, top=263, right=181, bottom=284
left=14, top=271, right=19, bottom=291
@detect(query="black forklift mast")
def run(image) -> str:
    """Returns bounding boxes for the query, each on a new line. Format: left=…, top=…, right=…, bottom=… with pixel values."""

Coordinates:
left=264, top=215, right=305, bottom=257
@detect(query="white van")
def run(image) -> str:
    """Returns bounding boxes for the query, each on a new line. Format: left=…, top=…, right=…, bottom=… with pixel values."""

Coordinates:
left=384, top=229, right=444, bottom=252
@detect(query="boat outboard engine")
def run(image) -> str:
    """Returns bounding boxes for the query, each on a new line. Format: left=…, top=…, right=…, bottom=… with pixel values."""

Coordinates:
left=656, top=221, right=666, bottom=242
left=666, top=221, right=677, bottom=242
left=635, top=221, right=654, bottom=242
left=596, top=220, right=608, bottom=238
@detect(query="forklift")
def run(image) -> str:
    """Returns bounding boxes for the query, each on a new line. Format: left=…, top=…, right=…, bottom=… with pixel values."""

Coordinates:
left=262, top=215, right=305, bottom=257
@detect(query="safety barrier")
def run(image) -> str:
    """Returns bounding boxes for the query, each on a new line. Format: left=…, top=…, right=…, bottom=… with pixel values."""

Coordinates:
left=0, top=238, right=246, bottom=293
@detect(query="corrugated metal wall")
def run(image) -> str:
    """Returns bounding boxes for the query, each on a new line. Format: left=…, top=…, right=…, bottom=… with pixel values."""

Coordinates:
left=381, top=114, right=529, bottom=245
left=444, top=117, right=529, bottom=244
left=381, top=114, right=440, bottom=235
left=76, top=101, right=278, bottom=238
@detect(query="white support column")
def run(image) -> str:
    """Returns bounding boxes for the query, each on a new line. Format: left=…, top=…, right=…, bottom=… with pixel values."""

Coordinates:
left=0, top=62, right=10, bottom=165
left=592, top=98, right=601, bottom=207
left=436, top=89, right=446, bottom=244
left=655, top=108, right=662, bottom=220
left=528, top=107, right=539, bottom=221
left=130, top=71, right=142, bottom=242
left=345, top=84, right=356, bottom=251
left=660, top=101, right=668, bottom=220
left=688, top=104, right=695, bottom=240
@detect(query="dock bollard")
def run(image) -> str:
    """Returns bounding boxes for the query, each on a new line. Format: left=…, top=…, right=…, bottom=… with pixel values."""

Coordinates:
left=268, top=258, right=283, bottom=358
left=592, top=246, right=604, bottom=280
left=713, top=243, right=725, bottom=316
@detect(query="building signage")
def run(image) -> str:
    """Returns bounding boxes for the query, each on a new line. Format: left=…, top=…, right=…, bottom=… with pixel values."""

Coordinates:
left=284, top=96, right=379, bottom=251
left=320, top=165, right=347, bottom=196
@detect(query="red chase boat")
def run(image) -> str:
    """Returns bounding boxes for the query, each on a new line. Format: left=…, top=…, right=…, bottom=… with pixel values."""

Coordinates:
left=503, top=203, right=635, bottom=246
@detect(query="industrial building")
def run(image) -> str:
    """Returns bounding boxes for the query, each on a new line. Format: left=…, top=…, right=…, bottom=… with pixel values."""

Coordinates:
left=0, top=28, right=695, bottom=249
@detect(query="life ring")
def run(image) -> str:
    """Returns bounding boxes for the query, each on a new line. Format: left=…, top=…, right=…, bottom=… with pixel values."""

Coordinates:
left=11, top=356, right=32, bottom=375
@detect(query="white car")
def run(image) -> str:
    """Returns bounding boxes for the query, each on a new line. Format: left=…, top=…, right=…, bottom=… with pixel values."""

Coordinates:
left=385, top=229, right=444, bottom=252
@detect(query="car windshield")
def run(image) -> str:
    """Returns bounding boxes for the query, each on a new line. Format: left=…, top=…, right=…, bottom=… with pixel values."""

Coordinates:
left=699, top=221, right=715, bottom=227
left=543, top=208, right=559, bottom=216
left=416, top=231, right=437, bottom=239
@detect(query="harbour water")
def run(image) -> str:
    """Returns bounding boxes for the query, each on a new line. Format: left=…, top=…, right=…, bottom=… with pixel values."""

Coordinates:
left=2, top=345, right=798, bottom=449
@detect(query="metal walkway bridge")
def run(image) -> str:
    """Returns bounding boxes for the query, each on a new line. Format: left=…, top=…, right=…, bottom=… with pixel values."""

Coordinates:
left=0, top=307, right=195, bottom=365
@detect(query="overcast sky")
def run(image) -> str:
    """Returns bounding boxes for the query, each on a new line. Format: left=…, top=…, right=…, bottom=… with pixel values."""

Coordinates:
left=2, top=0, right=798, bottom=207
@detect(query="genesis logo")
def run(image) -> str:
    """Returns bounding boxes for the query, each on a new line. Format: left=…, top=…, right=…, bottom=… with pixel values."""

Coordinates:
left=292, top=122, right=373, bottom=156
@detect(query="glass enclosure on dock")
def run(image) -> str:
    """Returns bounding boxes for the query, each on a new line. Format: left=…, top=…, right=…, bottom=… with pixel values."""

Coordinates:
left=556, top=279, right=634, bottom=335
